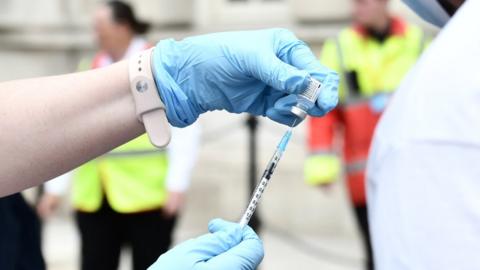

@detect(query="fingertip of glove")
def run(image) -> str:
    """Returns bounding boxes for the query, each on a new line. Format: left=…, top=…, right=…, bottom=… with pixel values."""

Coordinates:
left=208, top=218, right=226, bottom=232
left=207, top=218, right=224, bottom=228
left=270, top=64, right=311, bottom=95
left=317, top=87, right=339, bottom=113
left=208, top=219, right=243, bottom=235
left=212, top=229, right=243, bottom=250
left=266, top=110, right=299, bottom=127
left=314, top=72, right=339, bottom=113
left=241, top=225, right=261, bottom=241
left=271, top=28, right=296, bottom=38
left=238, top=236, right=265, bottom=263
left=208, top=219, right=261, bottom=242
left=265, top=95, right=305, bottom=127
left=291, top=71, right=312, bottom=94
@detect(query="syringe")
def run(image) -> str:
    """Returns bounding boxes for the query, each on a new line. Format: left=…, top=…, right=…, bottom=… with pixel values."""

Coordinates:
left=239, top=126, right=294, bottom=228
left=238, top=75, right=332, bottom=228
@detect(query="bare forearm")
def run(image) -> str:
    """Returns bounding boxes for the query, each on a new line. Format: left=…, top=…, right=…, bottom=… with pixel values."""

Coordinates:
left=0, top=61, right=144, bottom=196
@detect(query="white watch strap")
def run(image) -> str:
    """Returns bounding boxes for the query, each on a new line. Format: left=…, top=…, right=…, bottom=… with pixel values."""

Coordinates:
left=129, top=48, right=171, bottom=148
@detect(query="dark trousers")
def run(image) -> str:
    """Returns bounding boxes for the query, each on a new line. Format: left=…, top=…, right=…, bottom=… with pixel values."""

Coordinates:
left=76, top=199, right=176, bottom=270
left=353, top=205, right=374, bottom=270
left=0, top=193, right=45, bottom=270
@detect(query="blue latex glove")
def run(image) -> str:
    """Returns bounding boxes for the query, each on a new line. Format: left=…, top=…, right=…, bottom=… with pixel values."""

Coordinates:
left=148, top=219, right=264, bottom=270
left=152, top=28, right=339, bottom=127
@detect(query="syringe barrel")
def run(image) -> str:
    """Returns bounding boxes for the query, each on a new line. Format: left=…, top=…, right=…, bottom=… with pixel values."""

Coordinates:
left=238, top=130, right=292, bottom=228
left=239, top=174, right=271, bottom=228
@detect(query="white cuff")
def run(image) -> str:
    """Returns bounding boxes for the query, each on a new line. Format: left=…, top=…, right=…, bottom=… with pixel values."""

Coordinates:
left=44, top=172, right=71, bottom=196
left=165, top=122, right=201, bottom=192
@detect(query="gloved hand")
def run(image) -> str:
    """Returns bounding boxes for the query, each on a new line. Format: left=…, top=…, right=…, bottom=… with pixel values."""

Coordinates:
left=148, top=219, right=264, bottom=270
left=152, top=28, right=339, bottom=127
left=304, top=154, right=341, bottom=186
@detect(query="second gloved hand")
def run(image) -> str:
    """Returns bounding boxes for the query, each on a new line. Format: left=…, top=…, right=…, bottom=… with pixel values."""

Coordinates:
left=152, top=28, right=339, bottom=127
left=148, top=219, right=264, bottom=270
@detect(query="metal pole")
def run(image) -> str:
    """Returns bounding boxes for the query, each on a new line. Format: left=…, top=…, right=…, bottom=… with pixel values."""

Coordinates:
left=245, top=115, right=261, bottom=232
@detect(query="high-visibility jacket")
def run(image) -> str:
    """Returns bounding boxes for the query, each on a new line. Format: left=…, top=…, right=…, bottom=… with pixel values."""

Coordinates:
left=305, top=17, right=427, bottom=206
left=73, top=135, right=169, bottom=213
left=73, top=40, right=170, bottom=213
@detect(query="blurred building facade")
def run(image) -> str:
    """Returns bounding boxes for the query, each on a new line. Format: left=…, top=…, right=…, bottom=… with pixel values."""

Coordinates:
left=0, top=0, right=427, bottom=81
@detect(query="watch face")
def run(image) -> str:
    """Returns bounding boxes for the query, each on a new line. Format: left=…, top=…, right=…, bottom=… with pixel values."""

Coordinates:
left=136, top=80, right=149, bottom=93
left=129, top=49, right=170, bottom=148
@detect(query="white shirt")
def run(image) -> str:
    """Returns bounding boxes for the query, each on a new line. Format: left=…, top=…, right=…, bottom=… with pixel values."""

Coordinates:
left=366, top=1, right=480, bottom=269
left=45, top=37, right=200, bottom=195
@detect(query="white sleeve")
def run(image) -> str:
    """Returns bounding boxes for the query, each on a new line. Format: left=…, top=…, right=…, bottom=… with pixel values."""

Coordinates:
left=44, top=171, right=72, bottom=196
left=165, top=122, right=201, bottom=192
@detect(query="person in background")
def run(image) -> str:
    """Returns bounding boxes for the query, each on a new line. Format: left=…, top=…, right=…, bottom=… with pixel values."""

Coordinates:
left=0, top=193, right=45, bottom=270
left=304, top=0, right=427, bottom=269
left=36, top=1, right=200, bottom=270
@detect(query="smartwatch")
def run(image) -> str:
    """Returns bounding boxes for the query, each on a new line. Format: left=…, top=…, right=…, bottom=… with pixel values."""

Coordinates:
left=128, top=48, right=171, bottom=148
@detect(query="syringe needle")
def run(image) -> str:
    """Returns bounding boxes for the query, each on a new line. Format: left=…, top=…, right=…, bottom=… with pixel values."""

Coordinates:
left=238, top=125, right=294, bottom=228
left=290, top=118, right=298, bottom=129
left=239, top=75, right=319, bottom=227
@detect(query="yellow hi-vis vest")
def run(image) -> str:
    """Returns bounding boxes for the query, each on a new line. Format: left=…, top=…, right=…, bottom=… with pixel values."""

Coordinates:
left=320, top=18, right=427, bottom=101
left=73, top=134, right=168, bottom=213
left=305, top=18, right=427, bottom=187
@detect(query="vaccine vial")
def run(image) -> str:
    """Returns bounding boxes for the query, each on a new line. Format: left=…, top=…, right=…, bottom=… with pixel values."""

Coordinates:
left=290, top=78, right=322, bottom=119
left=291, top=72, right=339, bottom=120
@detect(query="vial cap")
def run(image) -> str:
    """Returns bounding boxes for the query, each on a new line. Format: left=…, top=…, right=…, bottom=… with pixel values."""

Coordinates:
left=291, top=106, right=307, bottom=119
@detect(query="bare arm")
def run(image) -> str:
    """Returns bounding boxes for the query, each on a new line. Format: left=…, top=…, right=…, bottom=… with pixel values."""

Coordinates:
left=0, top=61, right=145, bottom=196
